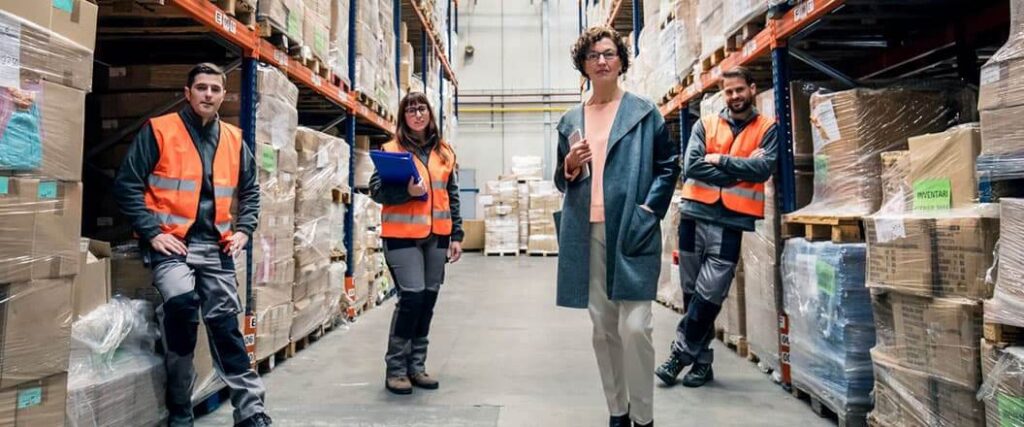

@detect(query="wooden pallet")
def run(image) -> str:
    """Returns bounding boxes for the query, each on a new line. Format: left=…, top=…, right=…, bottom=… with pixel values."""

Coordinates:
left=716, top=330, right=749, bottom=358
left=791, top=382, right=870, bottom=427
left=726, top=20, right=766, bottom=52
left=211, top=0, right=256, bottom=26
left=985, top=322, right=1024, bottom=344
left=485, top=251, right=519, bottom=257
left=257, top=18, right=303, bottom=58
left=681, top=73, right=696, bottom=88
left=782, top=214, right=864, bottom=243
left=527, top=251, right=558, bottom=257
left=747, top=350, right=760, bottom=364
left=356, top=92, right=389, bottom=119
left=287, top=323, right=327, bottom=357
left=255, top=344, right=290, bottom=374
left=700, top=46, right=728, bottom=71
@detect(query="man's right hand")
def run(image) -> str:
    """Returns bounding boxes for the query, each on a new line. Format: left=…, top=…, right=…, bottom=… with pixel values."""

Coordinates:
left=151, top=233, right=188, bottom=256
left=565, top=139, right=592, bottom=175
left=408, top=177, right=428, bottom=198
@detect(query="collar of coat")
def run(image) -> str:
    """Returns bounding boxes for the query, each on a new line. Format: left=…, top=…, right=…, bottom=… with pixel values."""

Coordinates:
left=556, top=91, right=656, bottom=156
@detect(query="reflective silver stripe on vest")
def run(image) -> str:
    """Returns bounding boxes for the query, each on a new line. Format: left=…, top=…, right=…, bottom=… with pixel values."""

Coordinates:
left=722, top=186, right=765, bottom=201
left=433, top=210, right=452, bottom=220
left=687, top=179, right=719, bottom=191
left=155, top=212, right=190, bottom=226
left=148, top=175, right=197, bottom=192
left=216, top=221, right=232, bottom=233
left=214, top=186, right=236, bottom=198
left=382, top=213, right=431, bottom=225
left=431, top=181, right=447, bottom=190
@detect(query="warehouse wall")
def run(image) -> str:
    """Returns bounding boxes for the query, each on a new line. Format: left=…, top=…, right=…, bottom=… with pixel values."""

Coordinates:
left=454, top=0, right=582, bottom=184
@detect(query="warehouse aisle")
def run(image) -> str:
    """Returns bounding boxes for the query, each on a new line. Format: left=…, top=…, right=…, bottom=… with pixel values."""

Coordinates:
left=197, top=255, right=830, bottom=427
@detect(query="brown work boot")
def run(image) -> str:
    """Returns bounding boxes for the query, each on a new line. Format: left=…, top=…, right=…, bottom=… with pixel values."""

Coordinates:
left=385, top=376, right=413, bottom=395
left=410, top=372, right=440, bottom=390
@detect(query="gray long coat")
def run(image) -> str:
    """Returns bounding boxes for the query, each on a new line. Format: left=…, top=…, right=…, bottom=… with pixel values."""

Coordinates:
left=554, top=92, right=682, bottom=309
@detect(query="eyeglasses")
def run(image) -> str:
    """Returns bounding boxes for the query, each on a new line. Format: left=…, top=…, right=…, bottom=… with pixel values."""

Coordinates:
left=585, top=51, right=619, bottom=62
left=405, top=105, right=429, bottom=116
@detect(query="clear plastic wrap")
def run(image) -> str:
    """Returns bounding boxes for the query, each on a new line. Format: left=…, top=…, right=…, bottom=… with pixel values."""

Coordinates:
left=697, top=0, right=725, bottom=63
left=782, top=238, right=874, bottom=417
left=351, top=194, right=382, bottom=311
left=258, top=0, right=304, bottom=42
left=67, top=297, right=167, bottom=427
left=870, top=346, right=985, bottom=427
left=977, top=0, right=1024, bottom=187
left=985, top=198, right=1024, bottom=328
left=673, top=0, right=700, bottom=78
left=793, top=88, right=955, bottom=216
left=329, top=0, right=351, bottom=84
left=0, top=10, right=94, bottom=92
left=657, top=194, right=684, bottom=310
left=980, top=342, right=1024, bottom=427
left=0, top=277, right=72, bottom=389
left=722, top=0, right=767, bottom=41
left=742, top=230, right=780, bottom=375
left=527, top=181, right=561, bottom=253
left=0, top=80, right=86, bottom=181
left=512, top=156, right=543, bottom=181
left=295, top=127, right=341, bottom=276
left=303, top=6, right=330, bottom=63
left=484, top=178, right=520, bottom=254
left=700, top=90, right=725, bottom=118
left=257, top=63, right=300, bottom=107
left=0, top=179, right=82, bottom=284
left=326, top=261, right=346, bottom=319
left=518, top=182, right=529, bottom=251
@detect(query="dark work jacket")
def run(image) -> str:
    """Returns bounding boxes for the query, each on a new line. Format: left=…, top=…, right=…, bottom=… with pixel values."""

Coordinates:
left=114, top=106, right=260, bottom=248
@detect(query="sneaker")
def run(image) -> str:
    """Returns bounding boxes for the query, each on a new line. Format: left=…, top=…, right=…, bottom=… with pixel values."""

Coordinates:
left=410, top=372, right=440, bottom=390
left=235, top=413, right=272, bottom=427
left=655, top=352, right=690, bottom=386
left=681, top=363, right=714, bottom=388
left=386, top=376, right=414, bottom=395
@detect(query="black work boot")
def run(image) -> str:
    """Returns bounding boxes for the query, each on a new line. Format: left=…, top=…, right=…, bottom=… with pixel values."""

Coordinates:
left=655, top=352, right=690, bottom=386
left=236, top=413, right=273, bottom=427
left=682, top=363, right=714, bottom=388
left=634, top=421, right=653, bottom=427
left=609, top=413, right=630, bottom=427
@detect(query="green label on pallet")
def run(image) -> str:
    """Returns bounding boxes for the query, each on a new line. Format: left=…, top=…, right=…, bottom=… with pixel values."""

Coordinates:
left=913, top=178, right=951, bottom=211
left=38, top=181, right=57, bottom=199
left=0, top=177, right=8, bottom=195
left=17, top=387, right=42, bottom=409
left=287, top=13, right=300, bottom=39
left=52, top=0, right=74, bottom=13
left=315, top=32, right=327, bottom=55
left=814, top=155, right=828, bottom=186
left=999, top=394, right=1024, bottom=427
left=260, top=144, right=277, bottom=173
left=816, top=260, right=835, bottom=297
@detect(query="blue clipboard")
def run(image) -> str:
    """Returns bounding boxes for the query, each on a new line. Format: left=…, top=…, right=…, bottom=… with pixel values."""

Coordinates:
left=370, top=150, right=428, bottom=201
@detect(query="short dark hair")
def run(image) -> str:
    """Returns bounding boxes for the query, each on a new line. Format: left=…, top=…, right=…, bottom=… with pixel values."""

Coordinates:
left=571, top=26, right=631, bottom=79
left=187, top=62, right=227, bottom=88
left=721, top=66, right=755, bottom=86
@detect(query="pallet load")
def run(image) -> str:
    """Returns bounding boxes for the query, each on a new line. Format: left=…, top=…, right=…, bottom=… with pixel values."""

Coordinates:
left=742, top=228, right=779, bottom=376
left=329, top=0, right=351, bottom=84
left=977, top=0, right=1024, bottom=201
left=527, top=181, right=561, bottom=255
left=862, top=124, right=996, bottom=427
left=672, top=0, right=701, bottom=86
left=302, top=0, right=331, bottom=70
left=980, top=342, right=1024, bottom=427
left=715, top=258, right=746, bottom=356
left=722, top=0, right=766, bottom=51
left=484, top=178, right=520, bottom=256
left=66, top=298, right=167, bottom=426
left=697, top=0, right=725, bottom=70
left=258, top=0, right=304, bottom=48
left=656, top=195, right=684, bottom=311
left=0, top=3, right=97, bottom=424
left=251, top=65, right=301, bottom=363
left=352, top=194, right=384, bottom=312
left=293, top=128, right=348, bottom=340
left=353, top=0, right=399, bottom=116
left=782, top=239, right=874, bottom=425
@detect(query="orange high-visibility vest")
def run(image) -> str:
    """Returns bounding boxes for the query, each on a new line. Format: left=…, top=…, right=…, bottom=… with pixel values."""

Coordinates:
left=380, top=140, right=454, bottom=239
left=143, top=113, right=242, bottom=244
left=681, top=114, right=771, bottom=218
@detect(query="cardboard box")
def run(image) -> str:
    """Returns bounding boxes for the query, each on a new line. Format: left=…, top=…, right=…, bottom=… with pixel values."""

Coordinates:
left=717, top=269, right=746, bottom=339
left=865, top=207, right=999, bottom=299
left=303, top=10, right=330, bottom=61
left=110, top=249, right=158, bottom=305
left=0, top=179, right=82, bottom=283
left=870, top=348, right=984, bottom=427
left=258, top=0, right=304, bottom=42
left=880, top=150, right=911, bottom=213
left=742, top=231, right=779, bottom=370
left=65, top=355, right=166, bottom=427
left=0, top=278, right=72, bottom=389
left=979, top=50, right=1024, bottom=112
left=981, top=341, right=1024, bottom=427
left=0, top=0, right=97, bottom=52
left=73, top=239, right=111, bottom=318
left=256, top=302, right=292, bottom=360
left=462, top=220, right=485, bottom=250
left=908, top=125, right=981, bottom=210
left=0, top=373, right=67, bottom=427
left=980, top=104, right=1024, bottom=157
left=290, top=291, right=327, bottom=339
left=0, top=10, right=93, bottom=93
left=871, top=292, right=982, bottom=388
left=38, top=80, right=86, bottom=181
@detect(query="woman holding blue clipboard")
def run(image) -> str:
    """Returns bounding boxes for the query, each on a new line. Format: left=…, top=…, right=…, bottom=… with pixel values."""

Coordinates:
left=369, top=92, right=463, bottom=395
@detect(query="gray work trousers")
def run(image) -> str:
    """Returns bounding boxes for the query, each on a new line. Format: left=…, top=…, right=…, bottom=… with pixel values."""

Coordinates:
left=151, top=243, right=266, bottom=426
left=672, top=218, right=743, bottom=365
left=383, top=235, right=449, bottom=378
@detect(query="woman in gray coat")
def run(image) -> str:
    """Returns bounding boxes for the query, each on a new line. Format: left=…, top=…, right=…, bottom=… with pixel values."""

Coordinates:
left=555, top=27, right=681, bottom=427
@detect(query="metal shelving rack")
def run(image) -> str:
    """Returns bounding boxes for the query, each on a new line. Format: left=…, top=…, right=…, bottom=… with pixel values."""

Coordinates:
left=583, top=0, right=1011, bottom=388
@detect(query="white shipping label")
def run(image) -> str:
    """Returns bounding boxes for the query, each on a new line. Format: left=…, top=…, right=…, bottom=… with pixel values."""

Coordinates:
left=811, top=99, right=841, bottom=150
left=0, top=17, right=21, bottom=89
left=872, top=217, right=906, bottom=244
left=980, top=65, right=1004, bottom=86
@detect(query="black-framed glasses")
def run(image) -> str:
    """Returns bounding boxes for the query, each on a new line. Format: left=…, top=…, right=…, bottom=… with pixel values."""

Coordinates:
left=405, top=105, right=429, bottom=116
left=585, top=51, right=619, bottom=62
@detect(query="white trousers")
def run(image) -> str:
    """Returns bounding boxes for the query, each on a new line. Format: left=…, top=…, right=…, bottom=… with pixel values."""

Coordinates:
left=587, top=223, right=655, bottom=424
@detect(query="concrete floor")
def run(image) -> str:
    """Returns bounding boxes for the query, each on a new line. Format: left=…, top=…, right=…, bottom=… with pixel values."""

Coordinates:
left=197, top=254, right=832, bottom=427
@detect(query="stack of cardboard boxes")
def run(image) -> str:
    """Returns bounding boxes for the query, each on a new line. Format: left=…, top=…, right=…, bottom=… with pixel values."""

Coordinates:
left=303, top=0, right=331, bottom=67
left=977, top=0, right=1024, bottom=201
left=258, top=0, right=305, bottom=45
left=352, top=194, right=384, bottom=312
left=329, top=0, right=351, bottom=84
left=0, top=1, right=97, bottom=424
left=863, top=125, right=995, bottom=427
left=353, top=0, right=399, bottom=115
left=353, top=136, right=373, bottom=189
left=293, top=128, right=349, bottom=340
left=483, top=178, right=520, bottom=254
left=526, top=181, right=561, bottom=254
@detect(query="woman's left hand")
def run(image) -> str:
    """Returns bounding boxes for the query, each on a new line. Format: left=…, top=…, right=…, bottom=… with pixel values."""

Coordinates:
left=448, top=241, right=463, bottom=263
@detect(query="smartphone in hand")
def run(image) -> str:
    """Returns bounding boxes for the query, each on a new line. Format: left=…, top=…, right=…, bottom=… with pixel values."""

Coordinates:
left=568, top=129, right=591, bottom=180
